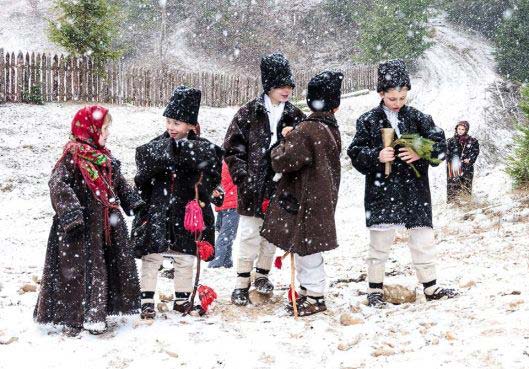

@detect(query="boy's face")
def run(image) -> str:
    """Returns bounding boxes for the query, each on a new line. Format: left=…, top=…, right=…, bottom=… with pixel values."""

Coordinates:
left=379, top=87, right=408, bottom=112
left=457, top=125, right=466, bottom=136
left=268, top=86, right=293, bottom=104
left=166, top=118, right=194, bottom=139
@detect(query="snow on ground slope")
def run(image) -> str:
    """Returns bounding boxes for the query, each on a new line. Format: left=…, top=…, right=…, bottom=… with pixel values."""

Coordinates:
left=1, top=19, right=528, bottom=369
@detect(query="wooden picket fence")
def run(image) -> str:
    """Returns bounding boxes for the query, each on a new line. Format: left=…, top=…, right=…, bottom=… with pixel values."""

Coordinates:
left=0, top=48, right=377, bottom=107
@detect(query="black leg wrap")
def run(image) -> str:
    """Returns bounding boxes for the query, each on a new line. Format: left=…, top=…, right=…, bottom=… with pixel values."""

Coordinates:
left=423, top=280, right=437, bottom=289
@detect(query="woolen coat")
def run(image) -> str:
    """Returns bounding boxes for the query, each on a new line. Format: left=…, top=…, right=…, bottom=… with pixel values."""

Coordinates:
left=260, top=112, right=341, bottom=256
left=34, top=154, right=143, bottom=328
left=132, top=131, right=223, bottom=259
left=347, top=102, right=446, bottom=229
left=223, top=94, right=305, bottom=217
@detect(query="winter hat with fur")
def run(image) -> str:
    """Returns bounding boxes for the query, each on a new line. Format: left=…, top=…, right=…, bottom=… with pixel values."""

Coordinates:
left=260, top=53, right=295, bottom=93
left=306, top=71, right=344, bottom=112
left=163, top=85, right=201, bottom=125
left=377, top=59, right=411, bottom=92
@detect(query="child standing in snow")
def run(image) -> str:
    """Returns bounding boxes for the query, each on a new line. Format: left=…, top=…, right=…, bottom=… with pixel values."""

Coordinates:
left=34, top=105, right=144, bottom=336
left=446, top=121, right=480, bottom=203
left=132, top=86, right=223, bottom=319
left=261, top=71, right=343, bottom=316
left=223, top=53, right=305, bottom=305
left=208, top=161, right=239, bottom=269
left=347, top=60, right=458, bottom=308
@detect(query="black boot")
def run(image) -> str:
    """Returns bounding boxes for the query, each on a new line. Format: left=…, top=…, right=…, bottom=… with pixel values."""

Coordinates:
left=231, top=288, right=250, bottom=306
left=173, top=300, right=206, bottom=316
left=287, top=295, right=327, bottom=317
left=254, top=277, right=274, bottom=294
left=425, top=287, right=459, bottom=301
left=367, top=292, right=387, bottom=308
left=140, top=303, right=156, bottom=319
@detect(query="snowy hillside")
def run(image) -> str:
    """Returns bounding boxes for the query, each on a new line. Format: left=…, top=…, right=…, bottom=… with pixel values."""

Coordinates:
left=1, top=17, right=528, bottom=369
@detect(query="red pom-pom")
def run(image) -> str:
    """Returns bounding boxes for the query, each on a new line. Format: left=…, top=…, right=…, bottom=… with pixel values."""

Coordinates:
left=184, top=199, right=205, bottom=234
left=287, top=286, right=299, bottom=303
left=197, top=240, right=215, bottom=261
left=198, top=285, right=217, bottom=312
left=274, top=256, right=283, bottom=269
left=261, top=198, right=270, bottom=214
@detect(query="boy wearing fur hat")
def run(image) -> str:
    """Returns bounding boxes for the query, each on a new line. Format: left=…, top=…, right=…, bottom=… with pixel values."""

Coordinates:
left=133, top=86, right=223, bottom=319
left=347, top=60, right=458, bottom=308
left=261, top=71, right=343, bottom=316
left=224, top=53, right=305, bottom=305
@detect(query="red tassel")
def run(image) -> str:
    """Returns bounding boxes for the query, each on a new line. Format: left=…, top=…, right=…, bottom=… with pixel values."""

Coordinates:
left=287, top=286, right=299, bottom=303
left=184, top=199, right=205, bottom=234
left=274, top=256, right=283, bottom=269
left=197, top=240, right=215, bottom=261
left=197, top=285, right=217, bottom=312
left=261, top=198, right=270, bottom=214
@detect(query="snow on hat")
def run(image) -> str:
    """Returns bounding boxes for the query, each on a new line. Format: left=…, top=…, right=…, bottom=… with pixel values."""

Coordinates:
left=306, top=71, right=344, bottom=112
left=260, top=53, right=296, bottom=93
left=163, top=86, right=201, bottom=125
left=377, top=59, right=411, bottom=92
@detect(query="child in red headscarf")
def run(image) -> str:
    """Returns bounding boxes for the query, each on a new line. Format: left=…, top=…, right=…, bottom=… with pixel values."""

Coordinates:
left=34, top=105, right=144, bottom=336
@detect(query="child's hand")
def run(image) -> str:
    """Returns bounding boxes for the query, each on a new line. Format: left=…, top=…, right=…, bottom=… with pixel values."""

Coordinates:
left=398, top=147, right=420, bottom=163
left=463, top=159, right=470, bottom=164
left=212, top=189, right=221, bottom=198
left=379, top=147, right=395, bottom=163
left=282, top=127, right=294, bottom=137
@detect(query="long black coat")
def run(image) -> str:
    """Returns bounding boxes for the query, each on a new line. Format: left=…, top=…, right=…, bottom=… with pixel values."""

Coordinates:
left=223, top=94, right=305, bottom=217
left=261, top=112, right=341, bottom=256
left=133, top=132, right=223, bottom=258
left=446, top=135, right=479, bottom=199
left=347, top=103, right=446, bottom=229
left=34, top=154, right=143, bottom=328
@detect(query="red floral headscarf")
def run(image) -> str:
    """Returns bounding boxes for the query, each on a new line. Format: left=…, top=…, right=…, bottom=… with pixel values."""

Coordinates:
left=55, top=105, right=118, bottom=209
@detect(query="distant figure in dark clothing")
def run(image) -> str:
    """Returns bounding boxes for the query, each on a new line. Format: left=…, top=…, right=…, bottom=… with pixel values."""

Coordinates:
left=446, top=121, right=480, bottom=204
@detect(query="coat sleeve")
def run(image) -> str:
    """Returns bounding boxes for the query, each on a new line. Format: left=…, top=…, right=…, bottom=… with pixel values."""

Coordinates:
left=270, top=123, right=313, bottom=174
left=134, top=143, right=163, bottom=203
left=49, top=155, right=84, bottom=232
left=112, top=159, right=145, bottom=216
left=223, top=109, right=249, bottom=186
left=347, top=116, right=382, bottom=175
left=414, top=112, right=446, bottom=174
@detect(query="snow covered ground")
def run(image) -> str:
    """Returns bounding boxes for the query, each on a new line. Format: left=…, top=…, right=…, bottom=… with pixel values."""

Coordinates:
left=1, top=18, right=529, bottom=369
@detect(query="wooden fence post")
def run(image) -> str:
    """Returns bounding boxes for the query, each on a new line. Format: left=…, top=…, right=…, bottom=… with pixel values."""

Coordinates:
left=0, top=48, right=5, bottom=103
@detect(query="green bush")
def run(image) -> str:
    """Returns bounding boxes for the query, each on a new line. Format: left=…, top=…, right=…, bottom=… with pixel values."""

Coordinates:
left=443, top=0, right=513, bottom=39
left=22, top=84, right=44, bottom=105
left=506, top=85, right=529, bottom=187
left=48, top=0, right=121, bottom=70
left=356, top=0, right=432, bottom=63
left=495, top=0, right=529, bottom=82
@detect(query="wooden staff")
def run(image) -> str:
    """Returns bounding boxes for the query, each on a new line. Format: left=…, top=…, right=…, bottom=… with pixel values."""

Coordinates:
left=290, top=254, right=298, bottom=319
left=381, top=128, right=395, bottom=177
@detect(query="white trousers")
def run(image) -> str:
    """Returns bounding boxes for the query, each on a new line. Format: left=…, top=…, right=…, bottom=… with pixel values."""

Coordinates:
left=367, top=227, right=437, bottom=287
left=236, top=215, right=277, bottom=288
left=295, top=253, right=326, bottom=297
left=140, top=252, right=196, bottom=294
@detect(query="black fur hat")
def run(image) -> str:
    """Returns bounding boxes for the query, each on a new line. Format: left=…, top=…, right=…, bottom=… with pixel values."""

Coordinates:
left=260, top=53, right=295, bottom=93
left=377, top=59, right=411, bottom=93
left=306, top=71, right=344, bottom=112
left=163, top=86, right=201, bottom=125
